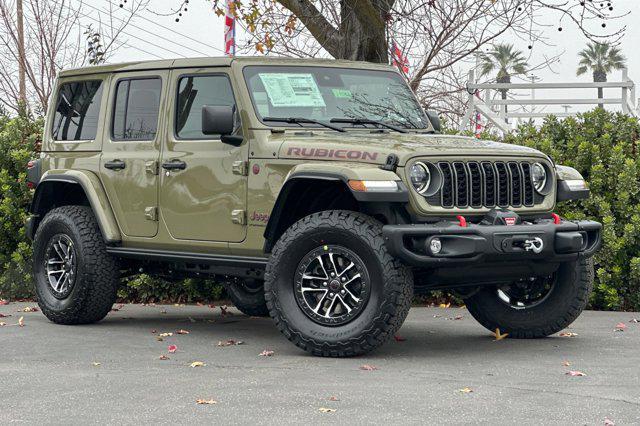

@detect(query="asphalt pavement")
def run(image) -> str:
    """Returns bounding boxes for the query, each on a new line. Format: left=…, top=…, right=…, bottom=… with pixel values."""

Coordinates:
left=1, top=302, right=638, bottom=425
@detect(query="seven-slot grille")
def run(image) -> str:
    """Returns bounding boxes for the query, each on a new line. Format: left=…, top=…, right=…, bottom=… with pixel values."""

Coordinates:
left=436, top=161, right=537, bottom=209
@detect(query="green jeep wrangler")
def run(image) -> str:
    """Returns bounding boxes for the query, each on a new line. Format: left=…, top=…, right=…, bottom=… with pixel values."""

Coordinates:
left=26, top=57, right=601, bottom=357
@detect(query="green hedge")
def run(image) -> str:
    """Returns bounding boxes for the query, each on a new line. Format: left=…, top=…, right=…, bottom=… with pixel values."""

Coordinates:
left=1, top=109, right=639, bottom=310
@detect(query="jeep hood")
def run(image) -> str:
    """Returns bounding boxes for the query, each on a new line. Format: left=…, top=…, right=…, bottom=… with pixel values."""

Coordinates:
left=275, top=131, right=547, bottom=166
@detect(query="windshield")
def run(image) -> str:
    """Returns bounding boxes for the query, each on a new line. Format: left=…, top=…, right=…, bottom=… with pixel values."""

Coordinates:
left=243, top=66, right=431, bottom=130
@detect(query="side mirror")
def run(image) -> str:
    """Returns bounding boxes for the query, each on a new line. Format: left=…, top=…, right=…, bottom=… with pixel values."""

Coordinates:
left=425, top=110, right=441, bottom=133
left=202, top=105, right=235, bottom=135
left=202, top=105, right=243, bottom=146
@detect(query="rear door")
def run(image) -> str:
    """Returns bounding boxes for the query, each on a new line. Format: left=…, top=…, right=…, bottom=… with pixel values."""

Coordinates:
left=100, top=71, right=169, bottom=238
left=159, top=68, right=248, bottom=242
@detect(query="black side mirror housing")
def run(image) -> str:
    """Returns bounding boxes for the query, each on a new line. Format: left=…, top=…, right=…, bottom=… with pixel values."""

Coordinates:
left=425, top=110, right=441, bottom=133
left=202, top=105, right=243, bottom=145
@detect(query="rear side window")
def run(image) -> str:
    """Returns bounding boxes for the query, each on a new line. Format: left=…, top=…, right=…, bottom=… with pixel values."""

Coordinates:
left=175, top=75, right=235, bottom=139
left=52, top=80, right=103, bottom=141
left=112, top=78, right=162, bottom=141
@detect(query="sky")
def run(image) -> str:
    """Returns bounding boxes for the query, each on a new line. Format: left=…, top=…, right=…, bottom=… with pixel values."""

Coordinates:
left=80, top=0, right=639, bottom=117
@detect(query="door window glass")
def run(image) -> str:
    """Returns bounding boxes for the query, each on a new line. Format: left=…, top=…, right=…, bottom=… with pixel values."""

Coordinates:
left=112, top=78, right=162, bottom=141
left=176, top=75, right=235, bottom=139
left=52, top=80, right=103, bottom=141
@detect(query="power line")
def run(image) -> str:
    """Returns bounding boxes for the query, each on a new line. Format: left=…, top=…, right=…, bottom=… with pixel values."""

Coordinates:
left=51, top=0, right=185, bottom=59
left=81, top=0, right=217, bottom=57
left=104, top=0, right=225, bottom=54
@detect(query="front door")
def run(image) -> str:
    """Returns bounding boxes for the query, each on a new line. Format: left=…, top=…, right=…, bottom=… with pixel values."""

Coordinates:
left=159, top=69, right=248, bottom=242
left=100, top=71, right=168, bottom=238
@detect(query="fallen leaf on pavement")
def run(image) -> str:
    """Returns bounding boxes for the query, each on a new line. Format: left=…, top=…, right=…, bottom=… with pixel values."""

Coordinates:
left=0, top=299, right=8, bottom=305
left=176, top=329, right=190, bottom=335
left=159, top=332, right=173, bottom=337
left=559, top=332, right=578, bottom=337
left=393, top=335, right=406, bottom=342
left=604, top=417, right=615, bottom=426
left=453, top=315, right=464, bottom=320
left=432, top=314, right=442, bottom=318
left=159, top=355, right=170, bottom=360
left=566, top=370, right=587, bottom=377
left=458, top=387, right=473, bottom=393
left=21, top=306, right=38, bottom=312
left=439, top=303, right=451, bottom=309
left=220, top=305, right=229, bottom=316
left=217, top=339, right=244, bottom=347
left=318, top=408, right=336, bottom=413
left=156, top=336, right=164, bottom=342
left=190, top=361, right=206, bottom=368
left=168, top=345, right=178, bottom=353
left=18, top=316, right=24, bottom=327
left=630, top=318, right=638, bottom=323
left=615, top=322, right=626, bottom=331
left=0, top=322, right=6, bottom=326
left=196, top=399, right=217, bottom=405
left=562, top=360, right=571, bottom=367
left=328, top=396, right=339, bottom=401
left=359, top=364, right=378, bottom=371
left=259, top=350, right=274, bottom=357
left=160, top=309, right=167, bottom=314
left=92, top=362, right=101, bottom=367
left=151, top=329, right=157, bottom=333
left=494, top=328, right=508, bottom=341
left=0, top=313, right=10, bottom=318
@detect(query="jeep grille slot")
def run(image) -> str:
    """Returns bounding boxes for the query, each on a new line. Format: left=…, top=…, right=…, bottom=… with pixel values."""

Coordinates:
left=432, top=161, right=538, bottom=209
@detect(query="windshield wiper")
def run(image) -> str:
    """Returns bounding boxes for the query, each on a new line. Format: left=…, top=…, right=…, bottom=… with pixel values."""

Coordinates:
left=329, top=117, right=408, bottom=134
left=263, top=117, right=345, bottom=132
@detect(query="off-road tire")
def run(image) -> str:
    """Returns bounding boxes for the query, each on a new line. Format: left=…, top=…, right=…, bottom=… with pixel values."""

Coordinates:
left=225, top=279, right=269, bottom=317
left=463, top=258, right=594, bottom=338
left=264, top=210, right=413, bottom=357
left=33, top=206, right=120, bottom=325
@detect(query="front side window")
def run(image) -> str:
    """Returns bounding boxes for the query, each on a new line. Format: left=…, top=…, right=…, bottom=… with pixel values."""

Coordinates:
left=175, top=74, right=236, bottom=139
left=52, top=80, right=103, bottom=141
left=243, top=66, right=430, bottom=130
left=112, top=78, right=162, bottom=141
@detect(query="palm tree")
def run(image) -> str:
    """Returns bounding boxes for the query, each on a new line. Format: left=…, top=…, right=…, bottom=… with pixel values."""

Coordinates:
left=576, top=42, right=626, bottom=108
left=478, top=44, right=528, bottom=120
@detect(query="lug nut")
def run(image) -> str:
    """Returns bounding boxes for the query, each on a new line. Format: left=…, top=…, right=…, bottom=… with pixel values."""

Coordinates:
left=340, top=290, right=345, bottom=295
left=330, top=272, right=335, bottom=277
left=341, top=277, right=346, bottom=282
left=329, top=293, right=334, bottom=297
left=323, top=282, right=328, bottom=286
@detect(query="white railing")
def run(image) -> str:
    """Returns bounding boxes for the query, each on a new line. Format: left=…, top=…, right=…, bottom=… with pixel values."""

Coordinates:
left=460, top=69, right=639, bottom=135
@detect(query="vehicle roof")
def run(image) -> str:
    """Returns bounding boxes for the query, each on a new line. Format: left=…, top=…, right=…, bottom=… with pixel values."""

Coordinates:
left=58, top=56, right=397, bottom=78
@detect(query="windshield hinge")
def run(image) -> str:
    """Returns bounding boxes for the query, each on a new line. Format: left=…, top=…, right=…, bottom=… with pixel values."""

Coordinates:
left=380, top=154, right=399, bottom=172
left=232, top=160, right=249, bottom=176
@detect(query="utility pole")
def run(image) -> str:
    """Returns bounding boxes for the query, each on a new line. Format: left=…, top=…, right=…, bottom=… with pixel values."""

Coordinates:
left=17, top=0, right=27, bottom=109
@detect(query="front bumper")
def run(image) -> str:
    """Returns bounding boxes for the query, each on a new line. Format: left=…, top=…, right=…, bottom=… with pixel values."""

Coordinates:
left=383, top=217, right=602, bottom=268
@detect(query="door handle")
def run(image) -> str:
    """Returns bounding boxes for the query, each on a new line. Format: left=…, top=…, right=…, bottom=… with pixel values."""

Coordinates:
left=104, top=159, right=126, bottom=171
left=162, top=159, right=187, bottom=171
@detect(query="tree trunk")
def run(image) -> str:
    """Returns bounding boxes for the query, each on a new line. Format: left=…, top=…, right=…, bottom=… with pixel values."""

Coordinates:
left=593, top=70, right=607, bottom=109
left=497, top=74, right=510, bottom=123
left=337, top=0, right=389, bottom=63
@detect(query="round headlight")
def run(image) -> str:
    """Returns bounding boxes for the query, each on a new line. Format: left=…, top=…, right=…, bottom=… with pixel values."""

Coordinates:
left=531, top=162, right=547, bottom=193
left=410, top=162, right=430, bottom=194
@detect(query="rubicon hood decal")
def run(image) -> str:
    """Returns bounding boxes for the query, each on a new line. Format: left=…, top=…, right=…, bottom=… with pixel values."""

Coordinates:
left=286, top=147, right=379, bottom=161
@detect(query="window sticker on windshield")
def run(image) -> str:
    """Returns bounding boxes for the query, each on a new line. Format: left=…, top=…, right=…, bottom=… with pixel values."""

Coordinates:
left=259, top=73, right=326, bottom=107
left=331, top=88, right=352, bottom=99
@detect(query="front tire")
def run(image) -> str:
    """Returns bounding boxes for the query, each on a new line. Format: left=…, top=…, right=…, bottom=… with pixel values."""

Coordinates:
left=264, top=211, right=413, bottom=357
left=463, top=258, right=594, bottom=338
left=33, top=206, right=120, bottom=325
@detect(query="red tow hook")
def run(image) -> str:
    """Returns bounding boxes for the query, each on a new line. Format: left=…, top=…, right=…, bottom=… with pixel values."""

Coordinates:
left=551, top=213, right=561, bottom=225
left=456, top=215, right=467, bottom=227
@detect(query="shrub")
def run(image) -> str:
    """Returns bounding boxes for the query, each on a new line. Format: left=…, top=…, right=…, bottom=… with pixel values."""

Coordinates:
left=505, top=108, right=640, bottom=311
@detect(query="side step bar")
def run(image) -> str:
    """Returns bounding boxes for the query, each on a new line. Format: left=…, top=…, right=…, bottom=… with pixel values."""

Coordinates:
left=106, top=247, right=268, bottom=270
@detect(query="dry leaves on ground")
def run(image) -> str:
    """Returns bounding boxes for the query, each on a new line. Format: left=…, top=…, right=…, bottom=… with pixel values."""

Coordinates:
left=566, top=370, right=587, bottom=377
left=328, top=396, right=340, bottom=401
left=92, top=362, right=101, bottom=367
left=190, top=361, right=206, bottom=368
left=217, top=339, right=244, bottom=347
left=562, top=360, right=571, bottom=367
left=259, top=350, right=274, bottom=357
left=318, top=408, right=336, bottom=413
left=159, top=332, right=173, bottom=337
left=168, top=345, right=178, bottom=353
left=393, top=335, right=406, bottom=342
left=559, top=332, right=578, bottom=337
left=494, top=328, right=508, bottom=341
left=359, top=364, right=378, bottom=371
left=439, top=303, right=451, bottom=308
left=21, top=307, right=38, bottom=312
left=0, top=322, right=6, bottom=326
left=615, top=322, right=626, bottom=331
left=604, top=417, right=615, bottom=426
left=0, top=300, right=8, bottom=305
left=196, top=399, right=217, bottom=405
left=159, top=355, right=170, bottom=360
left=458, top=387, right=473, bottom=393
left=18, top=316, right=24, bottom=327
left=176, top=329, right=190, bottom=335
left=0, top=313, right=10, bottom=318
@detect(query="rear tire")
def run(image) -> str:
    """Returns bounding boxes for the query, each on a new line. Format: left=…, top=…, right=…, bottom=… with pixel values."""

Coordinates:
left=33, top=206, right=120, bottom=325
left=225, top=279, right=269, bottom=317
left=463, top=258, right=594, bottom=338
left=265, top=210, right=413, bottom=357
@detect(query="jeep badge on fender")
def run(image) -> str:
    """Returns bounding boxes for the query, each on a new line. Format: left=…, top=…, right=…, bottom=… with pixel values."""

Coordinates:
left=25, top=57, right=601, bottom=357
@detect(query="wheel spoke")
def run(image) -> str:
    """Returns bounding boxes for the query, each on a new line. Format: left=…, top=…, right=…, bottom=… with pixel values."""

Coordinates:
left=53, top=243, right=66, bottom=260
left=337, top=262, right=354, bottom=277
left=342, top=273, right=361, bottom=287
left=312, top=290, right=329, bottom=314
left=335, top=295, right=352, bottom=313
left=323, top=296, right=338, bottom=318
left=315, top=256, right=329, bottom=279
left=328, top=252, right=339, bottom=274
left=48, top=269, right=65, bottom=275
left=343, top=287, right=360, bottom=303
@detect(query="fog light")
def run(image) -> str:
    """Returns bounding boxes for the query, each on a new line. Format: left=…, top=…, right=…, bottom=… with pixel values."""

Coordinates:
left=429, top=238, right=442, bottom=255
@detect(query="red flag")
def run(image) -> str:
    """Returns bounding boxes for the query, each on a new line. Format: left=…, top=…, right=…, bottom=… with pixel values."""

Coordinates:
left=224, top=0, right=236, bottom=56
left=390, top=41, right=409, bottom=74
